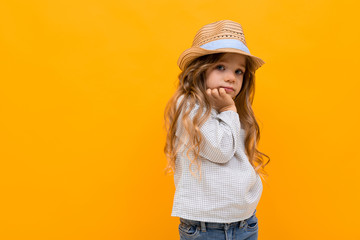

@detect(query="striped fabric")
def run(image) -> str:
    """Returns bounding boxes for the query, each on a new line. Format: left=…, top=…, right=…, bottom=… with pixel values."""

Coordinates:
left=171, top=95, right=263, bottom=223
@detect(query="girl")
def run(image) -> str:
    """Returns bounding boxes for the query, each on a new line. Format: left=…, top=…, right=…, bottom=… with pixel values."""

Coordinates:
left=163, top=20, right=270, bottom=240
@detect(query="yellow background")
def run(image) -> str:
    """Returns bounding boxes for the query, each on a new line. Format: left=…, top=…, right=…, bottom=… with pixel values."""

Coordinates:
left=1, top=0, right=359, bottom=239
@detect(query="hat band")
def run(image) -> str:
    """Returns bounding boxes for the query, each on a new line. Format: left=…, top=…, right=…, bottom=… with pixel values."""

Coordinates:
left=199, top=39, right=250, bottom=54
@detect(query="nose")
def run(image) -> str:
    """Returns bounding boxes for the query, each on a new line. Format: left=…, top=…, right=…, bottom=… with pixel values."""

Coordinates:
left=224, top=70, right=236, bottom=82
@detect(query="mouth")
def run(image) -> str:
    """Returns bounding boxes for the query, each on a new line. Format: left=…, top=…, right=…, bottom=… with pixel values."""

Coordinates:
left=220, top=87, right=234, bottom=92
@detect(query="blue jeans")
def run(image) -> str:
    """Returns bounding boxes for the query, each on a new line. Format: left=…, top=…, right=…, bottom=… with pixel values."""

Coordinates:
left=178, top=209, right=258, bottom=240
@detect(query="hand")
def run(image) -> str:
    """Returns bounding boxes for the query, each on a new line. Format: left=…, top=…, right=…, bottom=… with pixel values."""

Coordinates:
left=206, top=88, right=237, bottom=113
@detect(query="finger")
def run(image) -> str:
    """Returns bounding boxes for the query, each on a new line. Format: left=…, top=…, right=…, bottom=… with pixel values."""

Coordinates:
left=211, top=88, right=220, bottom=99
left=206, top=88, right=215, bottom=102
left=219, top=87, right=226, bottom=96
left=206, top=89, right=213, bottom=99
left=216, top=88, right=225, bottom=99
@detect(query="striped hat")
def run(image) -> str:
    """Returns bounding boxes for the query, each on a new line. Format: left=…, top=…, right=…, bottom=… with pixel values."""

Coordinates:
left=177, top=20, right=265, bottom=71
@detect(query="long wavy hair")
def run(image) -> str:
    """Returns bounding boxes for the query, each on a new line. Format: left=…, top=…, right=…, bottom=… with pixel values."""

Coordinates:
left=163, top=52, right=270, bottom=183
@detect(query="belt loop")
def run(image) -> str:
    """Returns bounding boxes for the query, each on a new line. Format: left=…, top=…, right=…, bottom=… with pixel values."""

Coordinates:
left=200, top=221, right=207, bottom=232
left=239, top=220, right=246, bottom=229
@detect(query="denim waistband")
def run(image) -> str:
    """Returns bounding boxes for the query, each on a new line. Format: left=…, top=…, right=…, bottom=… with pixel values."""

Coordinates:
left=180, top=209, right=256, bottom=230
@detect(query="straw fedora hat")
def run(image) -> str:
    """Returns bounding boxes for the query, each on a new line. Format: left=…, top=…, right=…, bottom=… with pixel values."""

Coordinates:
left=177, top=20, right=265, bottom=71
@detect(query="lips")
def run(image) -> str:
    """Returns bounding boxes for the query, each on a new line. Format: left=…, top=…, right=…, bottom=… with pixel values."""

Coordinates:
left=220, top=86, right=234, bottom=91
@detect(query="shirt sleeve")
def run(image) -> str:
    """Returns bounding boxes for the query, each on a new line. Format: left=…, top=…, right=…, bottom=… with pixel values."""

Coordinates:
left=175, top=97, right=241, bottom=164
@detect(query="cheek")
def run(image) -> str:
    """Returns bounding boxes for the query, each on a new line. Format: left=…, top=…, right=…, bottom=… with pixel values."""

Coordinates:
left=205, top=77, right=216, bottom=88
left=238, top=77, right=244, bottom=86
left=205, top=72, right=220, bottom=87
left=235, top=79, right=243, bottom=92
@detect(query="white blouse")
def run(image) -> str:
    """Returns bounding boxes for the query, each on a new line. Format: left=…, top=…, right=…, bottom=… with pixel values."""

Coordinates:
left=171, top=95, right=263, bottom=223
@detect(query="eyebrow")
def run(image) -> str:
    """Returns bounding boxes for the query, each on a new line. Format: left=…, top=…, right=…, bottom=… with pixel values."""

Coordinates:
left=218, top=61, right=246, bottom=68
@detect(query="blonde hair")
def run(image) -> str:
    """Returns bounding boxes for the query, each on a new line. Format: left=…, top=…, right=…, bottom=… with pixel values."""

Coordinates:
left=163, top=53, right=270, bottom=183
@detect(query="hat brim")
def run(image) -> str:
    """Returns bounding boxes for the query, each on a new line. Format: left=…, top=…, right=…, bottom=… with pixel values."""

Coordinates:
left=177, top=47, right=265, bottom=71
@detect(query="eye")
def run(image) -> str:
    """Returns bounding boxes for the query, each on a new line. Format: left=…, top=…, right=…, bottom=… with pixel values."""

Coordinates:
left=235, top=69, right=244, bottom=75
left=216, top=65, right=225, bottom=70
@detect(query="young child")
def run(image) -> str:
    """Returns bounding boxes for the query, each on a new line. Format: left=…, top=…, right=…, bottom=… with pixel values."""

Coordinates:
left=164, top=20, right=270, bottom=240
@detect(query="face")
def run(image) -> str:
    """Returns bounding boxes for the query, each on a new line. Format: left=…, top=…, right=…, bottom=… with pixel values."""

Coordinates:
left=205, top=53, right=247, bottom=99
